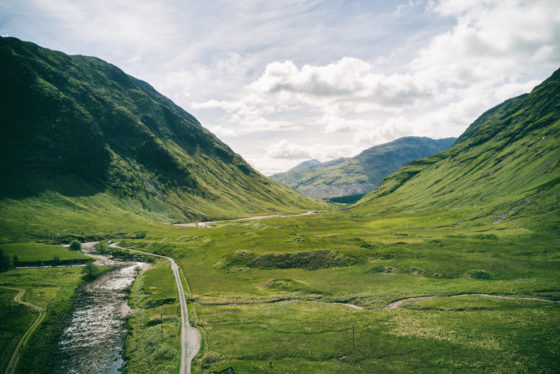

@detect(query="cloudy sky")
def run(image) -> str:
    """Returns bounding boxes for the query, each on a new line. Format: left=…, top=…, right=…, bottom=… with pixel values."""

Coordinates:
left=2, top=0, right=559, bottom=175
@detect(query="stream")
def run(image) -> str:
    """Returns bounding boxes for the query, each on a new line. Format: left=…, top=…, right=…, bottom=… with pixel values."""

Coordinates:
left=51, top=246, right=149, bottom=374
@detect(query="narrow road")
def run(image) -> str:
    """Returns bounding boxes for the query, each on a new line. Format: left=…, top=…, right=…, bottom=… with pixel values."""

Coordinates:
left=382, top=293, right=560, bottom=310
left=109, top=244, right=200, bottom=374
left=1, top=286, right=45, bottom=374
left=174, top=210, right=316, bottom=227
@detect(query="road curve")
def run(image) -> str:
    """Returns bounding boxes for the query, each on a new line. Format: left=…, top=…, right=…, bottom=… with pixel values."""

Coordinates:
left=382, top=293, right=560, bottom=310
left=109, top=244, right=200, bottom=374
left=174, top=210, right=316, bottom=227
left=1, top=286, right=45, bottom=374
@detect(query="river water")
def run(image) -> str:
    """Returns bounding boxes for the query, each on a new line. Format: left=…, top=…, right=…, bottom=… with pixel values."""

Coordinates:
left=51, top=250, right=148, bottom=374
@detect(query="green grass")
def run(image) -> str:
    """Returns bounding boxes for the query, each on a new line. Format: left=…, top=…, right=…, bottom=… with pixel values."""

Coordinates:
left=1, top=204, right=558, bottom=373
left=0, top=288, right=37, bottom=371
left=124, top=260, right=181, bottom=373
left=101, top=205, right=559, bottom=373
left=0, top=242, right=91, bottom=265
left=0, top=267, right=86, bottom=373
left=194, top=297, right=560, bottom=373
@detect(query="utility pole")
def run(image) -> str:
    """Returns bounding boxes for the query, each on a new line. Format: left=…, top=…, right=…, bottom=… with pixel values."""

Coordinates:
left=352, top=323, right=355, bottom=351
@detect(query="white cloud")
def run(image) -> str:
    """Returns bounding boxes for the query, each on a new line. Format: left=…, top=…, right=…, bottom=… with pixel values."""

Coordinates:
left=265, top=140, right=312, bottom=159
left=417, top=0, right=560, bottom=84
left=250, top=57, right=435, bottom=109
left=253, top=141, right=360, bottom=175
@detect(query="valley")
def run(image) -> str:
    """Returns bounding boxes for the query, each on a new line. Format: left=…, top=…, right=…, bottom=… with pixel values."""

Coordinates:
left=0, top=35, right=559, bottom=374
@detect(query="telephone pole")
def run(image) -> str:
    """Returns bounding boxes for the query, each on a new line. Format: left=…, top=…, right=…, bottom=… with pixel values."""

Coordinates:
left=352, top=323, right=355, bottom=351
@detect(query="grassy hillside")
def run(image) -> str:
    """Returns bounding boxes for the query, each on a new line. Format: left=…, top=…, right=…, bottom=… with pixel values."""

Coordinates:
left=0, top=37, right=318, bottom=230
left=355, top=68, right=560, bottom=224
left=271, top=137, right=455, bottom=201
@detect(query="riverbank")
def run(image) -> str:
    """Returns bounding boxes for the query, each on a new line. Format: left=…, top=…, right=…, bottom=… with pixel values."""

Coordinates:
left=123, top=259, right=183, bottom=372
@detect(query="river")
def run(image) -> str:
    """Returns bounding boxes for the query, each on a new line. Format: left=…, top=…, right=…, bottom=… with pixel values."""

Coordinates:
left=51, top=247, right=148, bottom=374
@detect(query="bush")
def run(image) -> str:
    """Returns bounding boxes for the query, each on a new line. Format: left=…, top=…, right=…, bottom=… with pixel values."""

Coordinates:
left=82, top=262, right=101, bottom=280
left=0, top=249, right=13, bottom=271
left=69, top=240, right=82, bottom=251
left=466, top=270, right=492, bottom=280
left=229, top=250, right=356, bottom=270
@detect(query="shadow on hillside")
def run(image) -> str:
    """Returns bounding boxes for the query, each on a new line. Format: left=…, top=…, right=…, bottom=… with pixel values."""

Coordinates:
left=0, top=173, right=107, bottom=200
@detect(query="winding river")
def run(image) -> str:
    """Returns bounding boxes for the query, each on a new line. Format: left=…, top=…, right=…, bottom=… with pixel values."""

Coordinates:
left=51, top=248, right=148, bottom=374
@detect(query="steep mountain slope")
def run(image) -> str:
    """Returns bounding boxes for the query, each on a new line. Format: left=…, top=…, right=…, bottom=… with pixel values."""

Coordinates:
left=355, top=68, right=560, bottom=222
left=0, top=37, right=317, bottom=228
left=271, top=137, right=455, bottom=201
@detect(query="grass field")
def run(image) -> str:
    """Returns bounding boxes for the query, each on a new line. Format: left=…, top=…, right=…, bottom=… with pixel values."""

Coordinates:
left=0, top=242, right=91, bottom=265
left=1, top=202, right=557, bottom=373
left=109, top=204, right=560, bottom=373
left=124, top=259, right=181, bottom=373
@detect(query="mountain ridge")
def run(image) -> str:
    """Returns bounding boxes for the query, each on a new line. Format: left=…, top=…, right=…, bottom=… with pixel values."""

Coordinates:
left=271, top=136, right=456, bottom=200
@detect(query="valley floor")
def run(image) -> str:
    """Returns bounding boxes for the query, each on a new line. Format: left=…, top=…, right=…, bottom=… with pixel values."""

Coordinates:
left=1, top=203, right=559, bottom=373
left=116, top=205, right=560, bottom=373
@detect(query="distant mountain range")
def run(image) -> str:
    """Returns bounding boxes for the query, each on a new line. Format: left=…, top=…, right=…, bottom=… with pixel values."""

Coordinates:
left=355, top=68, right=560, bottom=220
left=271, top=137, right=456, bottom=202
left=0, top=37, right=318, bottom=227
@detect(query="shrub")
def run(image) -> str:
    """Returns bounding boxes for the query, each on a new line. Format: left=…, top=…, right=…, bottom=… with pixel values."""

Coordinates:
left=82, top=262, right=100, bottom=280
left=0, top=249, right=12, bottom=271
left=229, top=250, right=356, bottom=270
left=466, top=270, right=492, bottom=280
left=69, top=240, right=82, bottom=251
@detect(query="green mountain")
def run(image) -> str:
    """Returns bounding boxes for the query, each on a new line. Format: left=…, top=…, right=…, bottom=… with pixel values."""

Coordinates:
left=355, top=68, right=560, bottom=223
left=0, top=37, right=317, bottom=233
left=271, top=137, right=456, bottom=202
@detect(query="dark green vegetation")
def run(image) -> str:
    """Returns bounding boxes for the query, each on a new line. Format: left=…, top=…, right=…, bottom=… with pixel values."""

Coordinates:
left=227, top=249, right=357, bottom=270
left=69, top=240, right=81, bottom=251
left=0, top=36, right=318, bottom=232
left=124, top=260, right=181, bottom=373
left=271, top=137, right=455, bottom=199
left=0, top=267, right=85, bottom=374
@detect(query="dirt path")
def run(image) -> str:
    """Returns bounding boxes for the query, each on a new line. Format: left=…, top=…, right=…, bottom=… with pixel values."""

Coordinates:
left=1, top=286, right=45, bottom=374
left=195, top=298, right=364, bottom=310
left=174, top=210, right=316, bottom=227
left=493, top=196, right=533, bottom=224
left=109, top=243, right=200, bottom=374
left=382, top=293, right=560, bottom=310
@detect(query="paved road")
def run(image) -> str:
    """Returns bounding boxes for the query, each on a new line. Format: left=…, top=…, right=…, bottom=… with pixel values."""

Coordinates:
left=109, top=244, right=200, bottom=374
left=1, top=286, right=45, bottom=374
left=174, top=210, right=316, bottom=227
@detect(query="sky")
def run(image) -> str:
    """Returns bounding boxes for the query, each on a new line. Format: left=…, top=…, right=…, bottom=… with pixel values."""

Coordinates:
left=1, top=0, right=559, bottom=175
